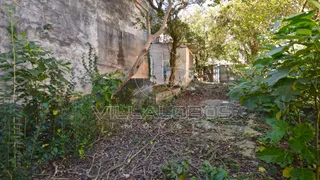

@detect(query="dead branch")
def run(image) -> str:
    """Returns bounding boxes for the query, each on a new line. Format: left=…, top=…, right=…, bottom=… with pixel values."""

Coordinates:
left=52, top=162, right=59, bottom=178
left=121, top=129, right=160, bottom=169
left=300, top=0, right=308, bottom=12
left=11, top=0, right=20, bottom=6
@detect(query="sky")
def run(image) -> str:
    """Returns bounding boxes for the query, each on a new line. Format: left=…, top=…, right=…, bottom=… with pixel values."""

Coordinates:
left=180, top=0, right=229, bottom=20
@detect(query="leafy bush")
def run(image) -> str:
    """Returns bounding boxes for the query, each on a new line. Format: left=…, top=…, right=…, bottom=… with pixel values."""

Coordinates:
left=0, top=5, right=72, bottom=178
left=91, top=71, right=123, bottom=109
left=0, top=5, right=123, bottom=179
left=81, top=43, right=124, bottom=110
left=229, top=5, right=320, bottom=180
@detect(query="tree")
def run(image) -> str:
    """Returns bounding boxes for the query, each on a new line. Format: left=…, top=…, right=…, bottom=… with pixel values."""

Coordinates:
left=185, top=0, right=305, bottom=65
left=115, top=0, right=206, bottom=93
left=148, top=0, right=204, bottom=86
left=182, top=6, right=216, bottom=75
left=167, top=19, right=190, bottom=86
left=217, top=0, right=305, bottom=62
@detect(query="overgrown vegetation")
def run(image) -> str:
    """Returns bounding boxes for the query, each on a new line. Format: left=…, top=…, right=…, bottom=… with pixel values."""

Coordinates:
left=229, top=3, right=320, bottom=179
left=185, top=0, right=303, bottom=69
left=2, top=0, right=320, bottom=179
left=161, top=160, right=231, bottom=180
left=0, top=5, right=123, bottom=179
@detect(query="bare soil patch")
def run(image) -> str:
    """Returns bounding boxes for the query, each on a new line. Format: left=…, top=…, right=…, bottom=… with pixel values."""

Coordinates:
left=39, top=81, right=282, bottom=180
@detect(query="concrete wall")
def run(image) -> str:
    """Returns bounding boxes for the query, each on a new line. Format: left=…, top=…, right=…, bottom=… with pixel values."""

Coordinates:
left=149, top=43, right=194, bottom=87
left=150, top=43, right=170, bottom=85
left=0, top=0, right=148, bottom=92
left=186, top=47, right=194, bottom=84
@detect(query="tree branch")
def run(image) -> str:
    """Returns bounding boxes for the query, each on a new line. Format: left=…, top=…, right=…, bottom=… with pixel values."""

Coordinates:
left=152, top=0, right=173, bottom=38
left=113, top=0, right=173, bottom=94
left=12, top=0, right=20, bottom=6
left=300, top=0, right=308, bottom=12
left=136, top=0, right=148, bottom=13
left=146, top=11, right=151, bottom=35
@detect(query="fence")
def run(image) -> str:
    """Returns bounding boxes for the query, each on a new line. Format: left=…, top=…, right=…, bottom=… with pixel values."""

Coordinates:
left=200, top=65, right=237, bottom=83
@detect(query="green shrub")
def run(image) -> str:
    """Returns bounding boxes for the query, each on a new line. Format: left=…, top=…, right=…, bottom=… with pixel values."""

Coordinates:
left=91, top=71, right=124, bottom=110
left=229, top=5, right=320, bottom=180
left=0, top=5, right=73, bottom=178
left=0, top=5, right=122, bottom=179
left=80, top=43, right=124, bottom=110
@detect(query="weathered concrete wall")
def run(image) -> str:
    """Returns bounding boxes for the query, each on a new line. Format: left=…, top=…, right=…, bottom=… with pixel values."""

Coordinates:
left=0, top=0, right=148, bottom=92
left=149, top=43, right=194, bottom=87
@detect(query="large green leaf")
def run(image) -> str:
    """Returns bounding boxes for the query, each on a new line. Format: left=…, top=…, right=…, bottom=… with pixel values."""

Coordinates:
left=264, top=46, right=287, bottom=58
left=257, top=146, right=287, bottom=163
left=310, top=0, right=320, bottom=9
left=37, top=61, right=47, bottom=72
left=289, top=123, right=315, bottom=153
left=296, top=29, right=312, bottom=36
left=290, top=168, right=315, bottom=180
left=265, top=118, right=289, bottom=144
left=257, top=146, right=293, bottom=167
left=301, top=148, right=316, bottom=165
left=215, top=168, right=228, bottom=180
left=265, top=68, right=291, bottom=86
left=28, top=69, right=42, bottom=77
left=288, top=19, right=316, bottom=30
left=284, top=11, right=316, bottom=21
left=240, top=94, right=271, bottom=110
left=289, top=138, right=305, bottom=153
left=253, top=57, right=273, bottom=66
left=291, top=123, right=314, bottom=142
left=278, top=20, right=315, bottom=35
left=228, top=84, right=247, bottom=101
left=272, top=82, right=300, bottom=102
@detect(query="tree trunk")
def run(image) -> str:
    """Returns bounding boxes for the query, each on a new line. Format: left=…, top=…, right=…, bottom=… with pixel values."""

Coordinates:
left=169, top=40, right=178, bottom=87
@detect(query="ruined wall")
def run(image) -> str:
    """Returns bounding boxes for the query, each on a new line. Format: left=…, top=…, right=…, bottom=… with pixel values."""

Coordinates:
left=0, top=0, right=148, bottom=92
left=150, top=43, right=193, bottom=87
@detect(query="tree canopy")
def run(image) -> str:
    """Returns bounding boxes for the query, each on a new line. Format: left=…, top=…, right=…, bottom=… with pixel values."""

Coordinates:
left=185, top=0, right=305, bottom=64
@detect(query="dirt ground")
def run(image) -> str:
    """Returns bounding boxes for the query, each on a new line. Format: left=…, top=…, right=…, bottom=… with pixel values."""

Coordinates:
left=39, top=81, right=283, bottom=180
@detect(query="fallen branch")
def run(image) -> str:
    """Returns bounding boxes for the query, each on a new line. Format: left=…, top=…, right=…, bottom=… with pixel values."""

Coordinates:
left=96, top=128, right=161, bottom=179
left=121, top=129, right=161, bottom=169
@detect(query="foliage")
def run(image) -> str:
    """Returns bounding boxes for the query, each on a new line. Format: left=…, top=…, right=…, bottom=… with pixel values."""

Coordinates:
left=0, top=5, right=124, bottom=178
left=0, top=5, right=71, bottom=178
left=145, top=0, right=201, bottom=86
left=162, top=160, right=231, bottom=180
left=214, top=0, right=303, bottom=62
left=185, top=0, right=303, bottom=65
left=81, top=43, right=124, bottom=110
left=192, top=160, right=230, bottom=180
left=161, top=159, right=191, bottom=180
left=229, top=6, right=320, bottom=180
left=167, top=18, right=192, bottom=86
left=91, top=71, right=124, bottom=110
